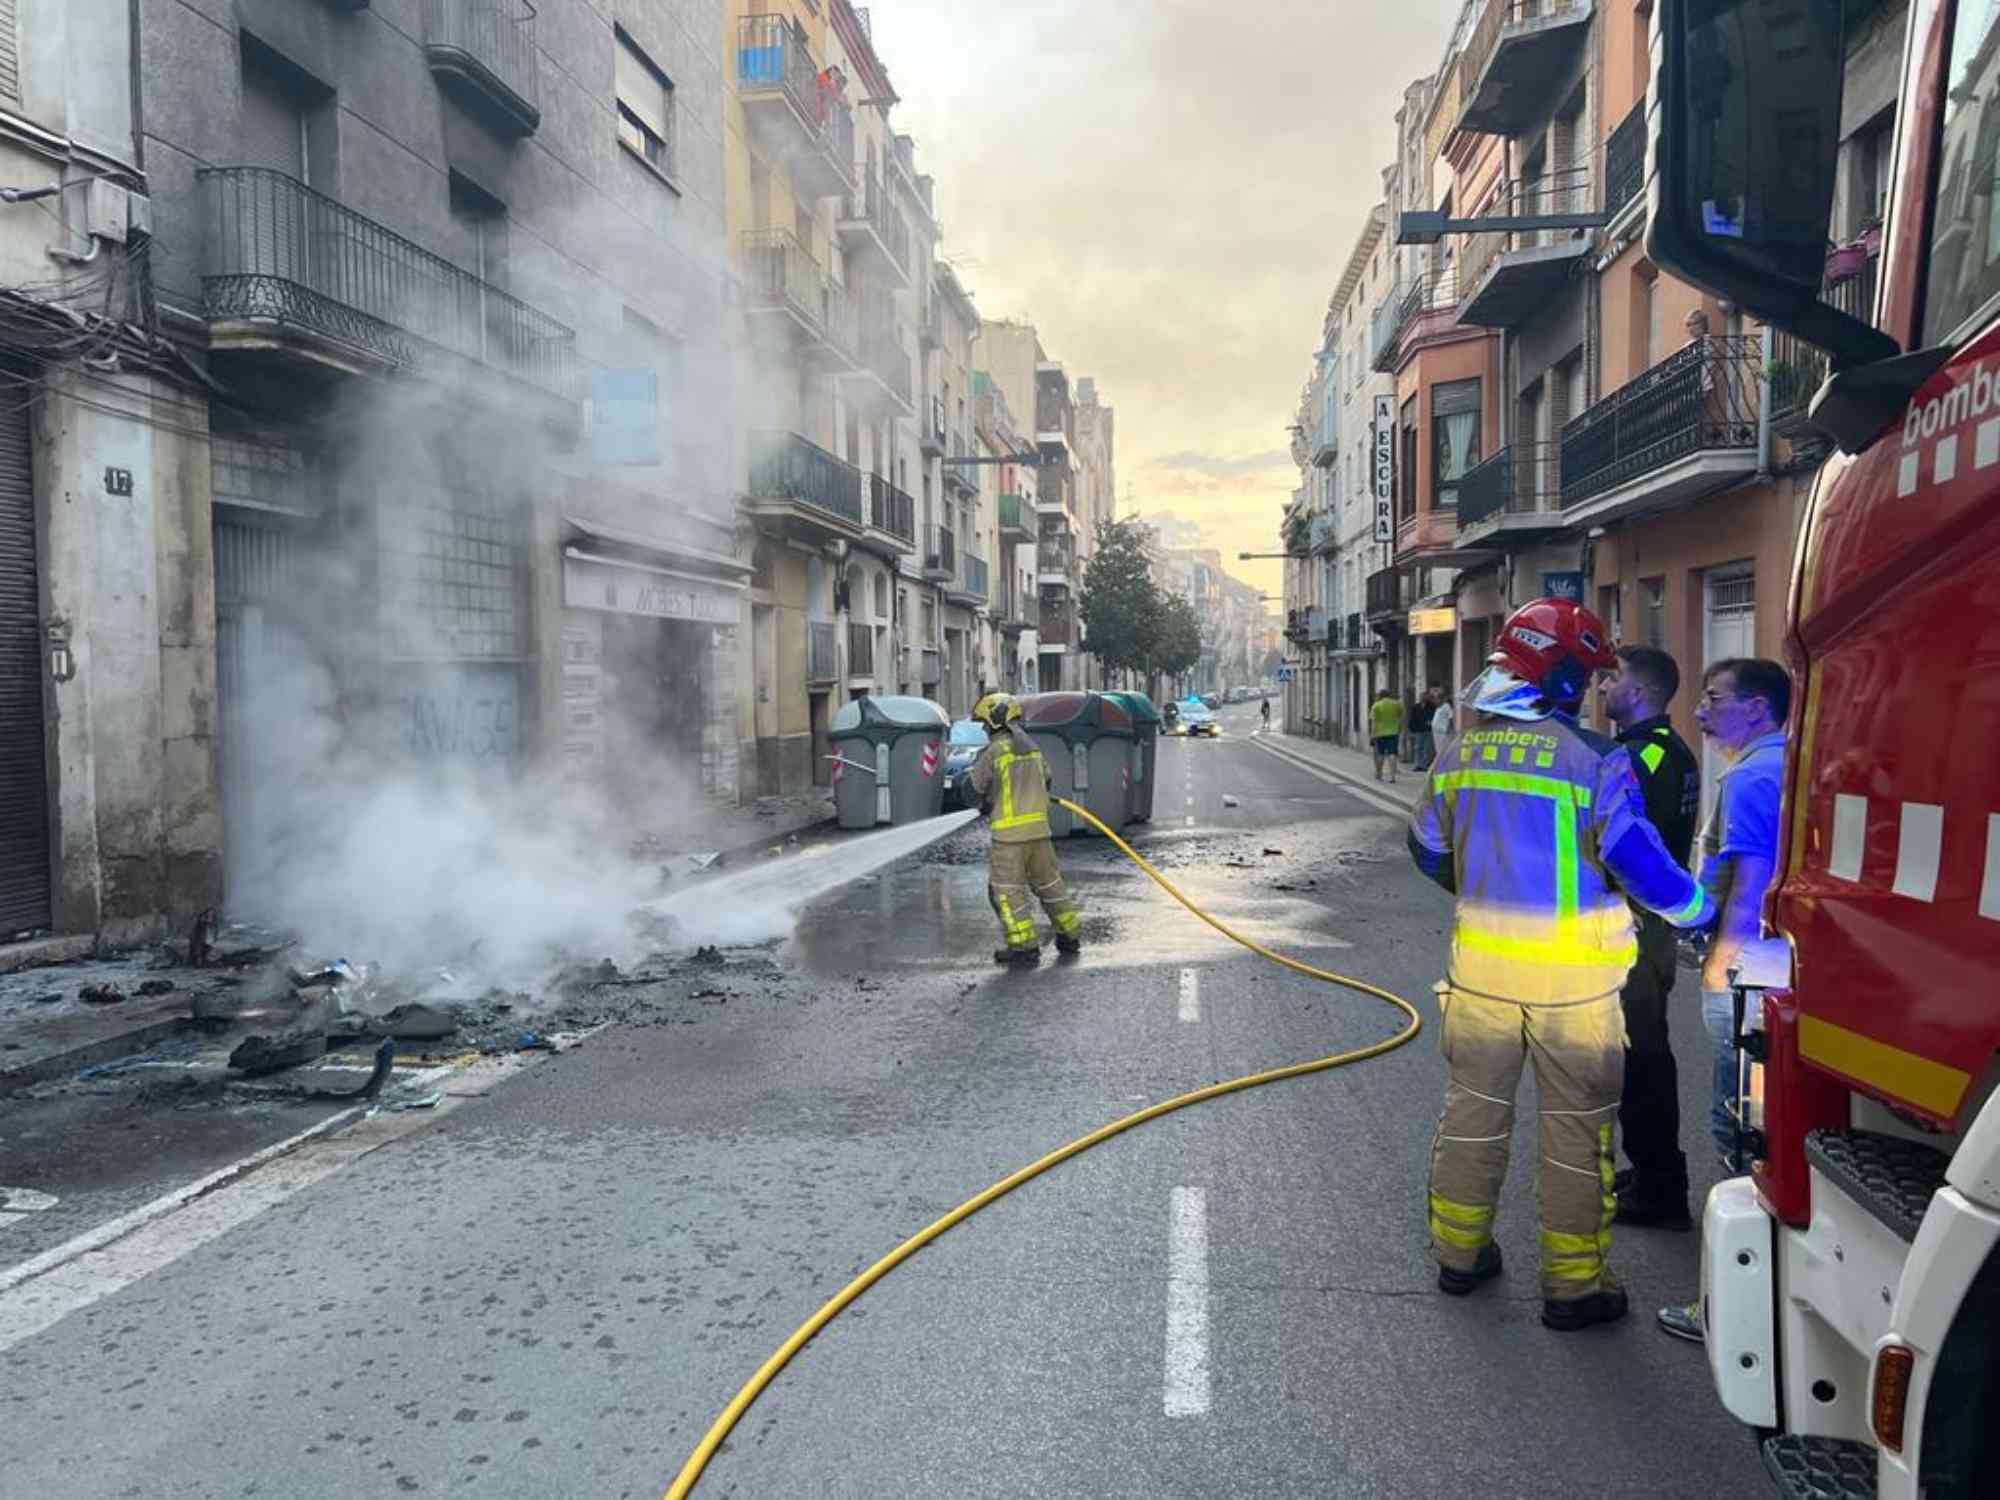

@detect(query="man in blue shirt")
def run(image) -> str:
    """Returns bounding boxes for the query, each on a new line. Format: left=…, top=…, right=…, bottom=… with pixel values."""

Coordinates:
left=1657, top=656, right=1791, bottom=1343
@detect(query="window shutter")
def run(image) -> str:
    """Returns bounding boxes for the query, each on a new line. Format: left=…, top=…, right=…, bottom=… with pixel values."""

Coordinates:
left=0, top=0, right=19, bottom=107
left=616, top=36, right=667, bottom=140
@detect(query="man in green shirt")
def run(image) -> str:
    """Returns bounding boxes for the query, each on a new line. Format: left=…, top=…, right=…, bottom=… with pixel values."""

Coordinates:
left=1369, top=686, right=1405, bottom=782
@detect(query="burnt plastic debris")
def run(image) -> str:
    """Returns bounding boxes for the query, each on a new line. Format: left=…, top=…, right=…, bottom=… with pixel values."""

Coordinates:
left=229, top=1029, right=329, bottom=1076
left=78, top=983, right=125, bottom=1005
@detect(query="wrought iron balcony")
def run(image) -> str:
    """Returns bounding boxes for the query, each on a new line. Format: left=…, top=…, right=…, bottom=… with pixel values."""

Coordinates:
left=1456, top=439, right=1564, bottom=539
left=925, top=524, right=956, bottom=581
left=1365, top=565, right=1414, bottom=622
left=1343, top=612, right=1364, bottom=652
left=741, top=229, right=823, bottom=337
left=998, top=492, right=1032, bottom=542
left=1604, top=100, right=1645, bottom=222
left=944, top=432, right=977, bottom=495
left=422, top=0, right=540, bottom=138
left=950, top=549, right=988, bottom=605
left=837, top=174, right=911, bottom=284
left=1312, top=420, right=1337, bottom=467
left=866, top=472, right=916, bottom=546
left=198, top=166, right=576, bottom=399
left=847, top=621, right=874, bottom=676
left=1561, top=335, right=1762, bottom=517
left=746, top=430, right=866, bottom=537
left=1770, top=259, right=1879, bottom=439
left=809, top=620, right=838, bottom=683
left=815, top=276, right=859, bottom=369
left=1368, top=281, right=1406, bottom=373
left=1458, top=168, right=1597, bottom=328
left=1375, top=265, right=1462, bottom=370
left=1310, top=510, right=1337, bottom=554
left=1039, top=596, right=1075, bottom=646
left=734, top=16, right=856, bottom=200
left=1036, top=527, right=1075, bottom=581
left=1457, top=0, right=1594, bottom=137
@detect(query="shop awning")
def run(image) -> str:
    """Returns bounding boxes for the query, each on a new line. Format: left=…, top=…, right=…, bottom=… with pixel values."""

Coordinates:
left=560, top=516, right=749, bottom=625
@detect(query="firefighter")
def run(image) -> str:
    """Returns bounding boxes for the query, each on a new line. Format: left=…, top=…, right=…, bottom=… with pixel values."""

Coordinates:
left=966, top=693, right=1082, bottom=967
left=1408, top=599, right=1715, bottom=1332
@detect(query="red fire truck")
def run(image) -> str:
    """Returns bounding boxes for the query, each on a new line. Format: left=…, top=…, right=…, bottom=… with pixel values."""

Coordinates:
left=1647, top=1, right=2000, bottom=1494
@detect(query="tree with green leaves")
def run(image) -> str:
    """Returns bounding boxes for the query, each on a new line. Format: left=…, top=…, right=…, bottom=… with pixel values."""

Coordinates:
left=1077, top=517, right=1159, bottom=681
left=1151, top=591, right=1204, bottom=697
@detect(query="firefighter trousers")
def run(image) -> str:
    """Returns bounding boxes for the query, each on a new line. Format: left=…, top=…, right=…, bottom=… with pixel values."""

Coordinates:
left=988, top=838, right=1081, bottom=951
left=1427, top=985, right=1626, bottom=1300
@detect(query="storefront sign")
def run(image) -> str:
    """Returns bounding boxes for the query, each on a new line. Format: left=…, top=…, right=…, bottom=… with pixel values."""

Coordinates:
left=1372, top=395, right=1394, bottom=543
left=1409, top=606, right=1457, bottom=636
left=564, top=550, right=739, bottom=624
left=1540, top=570, right=1585, bottom=602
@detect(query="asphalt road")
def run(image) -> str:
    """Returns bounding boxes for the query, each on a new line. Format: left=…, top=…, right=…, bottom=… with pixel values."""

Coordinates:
left=0, top=705, right=1768, bottom=1499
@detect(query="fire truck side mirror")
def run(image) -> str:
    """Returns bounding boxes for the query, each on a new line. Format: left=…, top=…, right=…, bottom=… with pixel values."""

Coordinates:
left=1647, top=0, right=1900, bottom=371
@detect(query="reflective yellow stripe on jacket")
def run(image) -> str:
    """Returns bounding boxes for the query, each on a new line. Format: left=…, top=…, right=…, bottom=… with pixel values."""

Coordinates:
left=989, top=732, right=1051, bottom=841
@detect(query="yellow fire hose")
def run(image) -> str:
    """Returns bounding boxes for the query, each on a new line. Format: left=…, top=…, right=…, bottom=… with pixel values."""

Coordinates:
left=663, top=797, right=1422, bottom=1499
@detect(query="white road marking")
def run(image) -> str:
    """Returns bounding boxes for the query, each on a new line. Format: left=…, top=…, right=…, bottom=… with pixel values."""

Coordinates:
left=0, top=1054, right=527, bottom=1353
left=1247, top=738, right=1413, bottom=820
left=1163, top=1186, right=1211, bottom=1417
left=1178, top=968, right=1200, bottom=1022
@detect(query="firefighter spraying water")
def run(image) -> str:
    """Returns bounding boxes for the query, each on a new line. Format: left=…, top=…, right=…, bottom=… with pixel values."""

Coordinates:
left=964, top=693, right=1084, bottom=967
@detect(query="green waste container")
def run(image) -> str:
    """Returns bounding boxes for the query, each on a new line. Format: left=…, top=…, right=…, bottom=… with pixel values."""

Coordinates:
left=1103, top=692, right=1162, bottom=823
left=1016, top=692, right=1135, bottom=838
left=827, top=695, right=950, bottom=829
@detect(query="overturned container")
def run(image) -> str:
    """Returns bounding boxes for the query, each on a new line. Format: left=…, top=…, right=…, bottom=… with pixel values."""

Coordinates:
left=1102, top=691, right=1162, bottom=824
left=1016, top=691, right=1135, bottom=838
left=827, top=695, right=952, bottom=829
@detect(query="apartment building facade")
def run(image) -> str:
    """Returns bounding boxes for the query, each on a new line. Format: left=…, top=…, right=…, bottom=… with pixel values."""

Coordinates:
left=1284, top=0, right=1905, bottom=768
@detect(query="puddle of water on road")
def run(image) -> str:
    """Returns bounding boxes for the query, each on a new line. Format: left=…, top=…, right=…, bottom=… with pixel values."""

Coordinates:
left=785, top=856, right=1354, bottom=975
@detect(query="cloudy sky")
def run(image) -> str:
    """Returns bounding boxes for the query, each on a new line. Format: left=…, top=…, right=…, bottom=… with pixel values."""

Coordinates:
left=864, top=1, right=1456, bottom=598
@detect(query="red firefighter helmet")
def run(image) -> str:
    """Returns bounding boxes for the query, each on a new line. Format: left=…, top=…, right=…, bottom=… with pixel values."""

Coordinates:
left=1465, top=598, right=1616, bottom=721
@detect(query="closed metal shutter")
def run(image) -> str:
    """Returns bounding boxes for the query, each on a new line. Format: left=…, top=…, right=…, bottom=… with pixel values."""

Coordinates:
left=0, top=381, right=50, bottom=935
left=238, top=58, right=308, bottom=283
left=0, top=0, right=20, bottom=107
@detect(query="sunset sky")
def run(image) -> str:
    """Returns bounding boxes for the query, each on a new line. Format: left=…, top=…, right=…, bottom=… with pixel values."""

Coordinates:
left=865, top=1, right=1454, bottom=599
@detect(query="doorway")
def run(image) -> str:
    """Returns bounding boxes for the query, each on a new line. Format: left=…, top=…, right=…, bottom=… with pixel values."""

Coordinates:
left=1701, top=564, right=1757, bottom=822
left=0, top=386, right=49, bottom=936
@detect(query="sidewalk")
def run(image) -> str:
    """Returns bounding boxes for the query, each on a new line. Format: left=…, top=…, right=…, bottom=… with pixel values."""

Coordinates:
left=1255, top=724, right=1422, bottom=811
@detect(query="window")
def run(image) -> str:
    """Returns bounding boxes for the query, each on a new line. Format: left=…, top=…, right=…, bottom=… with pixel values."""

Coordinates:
left=1430, top=379, right=1480, bottom=510
left=616, top=29, right=675, bottom=179
left=1398, top=396, right=1418, bottom=523
left=1641, top=576, right=1666, bottom=649
left=1925, top=2, right=2000, bottom=342
left=1846, top=106, right=1894, bottom=239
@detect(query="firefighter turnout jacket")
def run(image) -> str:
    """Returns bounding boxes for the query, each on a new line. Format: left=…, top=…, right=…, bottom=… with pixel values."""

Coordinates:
left=1408, top=712, right=1713, bottom=1004
left=967, top=724, right=1053, bottom=844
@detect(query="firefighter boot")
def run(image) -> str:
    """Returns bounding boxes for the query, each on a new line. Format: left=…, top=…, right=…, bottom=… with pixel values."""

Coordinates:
left=1054, top=933, right=1082, bottom=956
left=993, top=945, right=1041, bottom=968
left=1542, top=1279, right=1630, bottom=1332
left=1437, top=1241, right=1502, bottom=1296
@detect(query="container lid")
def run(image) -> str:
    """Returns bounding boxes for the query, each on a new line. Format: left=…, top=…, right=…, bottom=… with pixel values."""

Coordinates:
left=1102, top=691, right=1159, bottom=724
left=1018, top=691, right=1090, bottom=726
left=1093, top=693, right=1133, bottom=732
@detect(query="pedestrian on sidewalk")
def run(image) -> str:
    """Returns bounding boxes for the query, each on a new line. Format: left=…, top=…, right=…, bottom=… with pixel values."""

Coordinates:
left=1409, top=686, right=1440, bottom=770
left=1657, top=657, right=1791, bottom=1344
left=1369, top=686, right=1404, bottom=782
left=1431, top=690, right=1455, bottom=742
left=1408, top=599, right=1713, bottom=1332
left=1599, top=645, right=1702, bottom=1231
left=966, top=693, right=1083, bottom=968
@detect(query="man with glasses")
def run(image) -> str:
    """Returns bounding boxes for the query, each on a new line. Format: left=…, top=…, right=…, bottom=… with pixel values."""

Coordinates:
left=1657, top=656, right=1791, bottom=1343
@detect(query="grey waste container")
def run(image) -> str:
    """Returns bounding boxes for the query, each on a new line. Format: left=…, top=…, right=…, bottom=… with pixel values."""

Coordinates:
left=827, top=695, right=951, bottom=829
left=1104, top=692, right=1161, bottom=823
left=1016, top=692, right=1134, bottom=838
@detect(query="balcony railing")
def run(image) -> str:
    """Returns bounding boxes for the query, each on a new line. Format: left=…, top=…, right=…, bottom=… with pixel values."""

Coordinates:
left=748, top=430, right=864, bottom=528
left=1343, top=612, right=1363, bottom=651
left=957, top=549, right=989, bottom=602
left=853, top=288, right=912, bottom=407
left=1605, top=100, right=1645, bottom=220
left=944, top=432, right=976, bottom=492
left=925, top=524, right=956, bottom=579
left=735, top=16, right=854, bottom=198
left=1309, top=511, right=1336, bottom=553
left=1380, top=264, right=1459, bottom=366
left=1368, top=281, right=1405, bottom=371
left=840, top=174, right=910, bottom=277
left=1459, top=0, right=1593, bottom=136
left=867, top=472, right=915, bottom=543
left=1037, top=529, right=1075, bottom=577
left=927, top=395, right=947, bottom=448
left=1039, top=597, right=1075, bottom=646
left=809, top=620, right=837, bottom=683
left=1770, top=259, right=1879, bottom=434
left=1460, top=166, right=1595, bottom=293
left=423, top=0, right=540, bottom=137
left=1561, top=335, right=1762, bottom=507
left=998, top=492, right=1031, bottom=537
left=1458, top=439, right=1561, bottom=528
left=1366, top=566, right=1413, bottom=619
left=847, top=621, right=874, bottom=676
left=198, top=166, right=576, bottom=398
left=820, top=275, right=858, bottom=360
left=741, top=229, right=822, bottom=328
